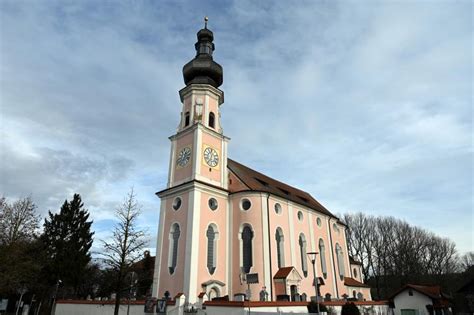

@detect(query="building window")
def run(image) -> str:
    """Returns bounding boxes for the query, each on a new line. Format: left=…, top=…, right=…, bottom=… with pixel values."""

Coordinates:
left=206, top=225, right=218, bottom=274
left=353, top=268, right=358, bottom=278
left=208, top=198, right=218, bottom=211
left=209, top=112, right=215, bottom=129
left=241, top=198, right=251, bottom=211
left=333, top=223, right=339, bottom=233
left=316, top=217, right=322, bottom=227
left=299, top=234, right=308, bottom=277
left=319, top=239, right=328, bottom=279
left=297, top=211, right=303, bottom=222
left=241, top=225, right=254, bottom=273
left=274, top=203, right=282, bottom=214
left=408, top=289, right=413, bottom=296
left=172, top=197, right=182, bottom=211
left=275, top=228, right=285, bottom=268
left=185, top=112, right=190, bottom=127
left=168, top=223, right=180, bottom=274
left=336, top=243, right=345, bottom=281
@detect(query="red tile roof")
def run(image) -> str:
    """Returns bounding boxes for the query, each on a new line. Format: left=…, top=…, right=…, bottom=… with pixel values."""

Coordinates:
left=389, top=284, right=442, bottom=300
left=227, top=159, right=337, bottom=218
left=344, top=277, right=370, bottom=288
left=273, top=267, right=295, bottom=279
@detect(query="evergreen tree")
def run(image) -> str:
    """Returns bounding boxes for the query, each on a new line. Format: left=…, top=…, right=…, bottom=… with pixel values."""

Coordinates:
left=42, top=194, right=94, bottom=296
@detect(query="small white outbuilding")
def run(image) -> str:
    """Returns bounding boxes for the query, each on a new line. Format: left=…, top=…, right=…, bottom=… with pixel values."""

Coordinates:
left=390, top=284, right=452, bottom=315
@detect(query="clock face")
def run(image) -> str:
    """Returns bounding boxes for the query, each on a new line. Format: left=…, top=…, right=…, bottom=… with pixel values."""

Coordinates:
left=177, top=147, right=191, bottom=167
left=203, top=147, right=219, bottom=167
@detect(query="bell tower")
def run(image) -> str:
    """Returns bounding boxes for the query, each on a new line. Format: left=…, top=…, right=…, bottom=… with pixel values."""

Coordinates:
left=153, top=19, right=230, bottom=304
left=167, top=18, right=229, bottom=190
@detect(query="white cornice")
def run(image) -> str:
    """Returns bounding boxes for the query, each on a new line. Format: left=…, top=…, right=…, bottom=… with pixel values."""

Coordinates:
left=179, top=84, right=224, bottom=104
left=169, top=123, right=230, bottom=142
left=157, top=180, right=229, bottom=199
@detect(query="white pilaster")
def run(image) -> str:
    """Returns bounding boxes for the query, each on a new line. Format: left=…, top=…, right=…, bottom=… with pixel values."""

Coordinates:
left=327, top=218, right=338, bottom=298
left=288, top=202, right=296, bottom=266
left=343, top=227, right=352, bottom=278
left=183, top=190, right=201, bottom=303
left=168, top=140, right=176, bottom=188
left=152, top=199, right=167, bottom=296
left=226, top=193, right=232, bottom=297
left=261, top=194, right=271, bottom=296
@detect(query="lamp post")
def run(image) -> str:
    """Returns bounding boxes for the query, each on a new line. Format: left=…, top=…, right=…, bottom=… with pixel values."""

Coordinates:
left=307, top=252, right=320, bottom=314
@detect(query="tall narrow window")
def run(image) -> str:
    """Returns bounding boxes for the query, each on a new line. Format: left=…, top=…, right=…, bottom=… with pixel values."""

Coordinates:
left=336, top=243, right=345, bottom=280
left=242, top=225, right=254, bottom=273
left=185, top=112, right=190, bottom=127
left=319, top=239, right=327, bottom=278
left=209, top=112, right=215, bottom=129
left=206, top=225, right=218, bottom=274
left=299, top=234, right=308, bottom=277
left=275, top=228, right=285, bottom=268
left=169, top=223, right=180, bottom=274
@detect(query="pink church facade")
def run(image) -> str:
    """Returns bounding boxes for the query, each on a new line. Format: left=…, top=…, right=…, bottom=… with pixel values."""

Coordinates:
left=152, top=24, right=371, bottom=305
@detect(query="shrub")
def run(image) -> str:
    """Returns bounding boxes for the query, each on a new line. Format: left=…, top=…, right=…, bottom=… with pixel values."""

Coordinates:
left=341, top=302, right=360, bottom=315
left=308, top=301, right=328, bottom=313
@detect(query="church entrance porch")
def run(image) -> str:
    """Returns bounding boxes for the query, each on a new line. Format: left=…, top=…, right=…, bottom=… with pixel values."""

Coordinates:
left=273, top=267, right=303, bottom=301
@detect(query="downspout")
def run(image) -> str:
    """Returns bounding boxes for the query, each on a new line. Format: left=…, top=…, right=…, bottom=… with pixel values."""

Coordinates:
left=266, top=193, right=274, bottom=301
left=328, top=217, right=339, bottom=299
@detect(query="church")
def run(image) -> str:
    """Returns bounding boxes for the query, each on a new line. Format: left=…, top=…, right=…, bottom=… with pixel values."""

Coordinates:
left=151, top=22, right=371, bottom=305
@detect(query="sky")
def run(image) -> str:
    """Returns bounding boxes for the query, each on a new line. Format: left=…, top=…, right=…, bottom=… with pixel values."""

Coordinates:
left=1, top=0, right=472, bottom=255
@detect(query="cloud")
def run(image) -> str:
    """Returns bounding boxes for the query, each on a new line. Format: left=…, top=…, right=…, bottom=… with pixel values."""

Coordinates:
left=0, top=0, right=472, bottom=255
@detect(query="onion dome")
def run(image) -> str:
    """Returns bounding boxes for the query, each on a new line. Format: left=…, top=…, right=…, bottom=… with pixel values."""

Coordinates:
left=182, top=18, right=223, bottom=88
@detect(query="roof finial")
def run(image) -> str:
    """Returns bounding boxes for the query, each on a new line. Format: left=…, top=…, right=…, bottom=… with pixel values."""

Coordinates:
left=204, top=16, right=208, bottom=29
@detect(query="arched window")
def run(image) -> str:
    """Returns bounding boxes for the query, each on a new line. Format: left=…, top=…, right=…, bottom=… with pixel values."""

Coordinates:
left=209, top=112, right=215, bottom=129
left=275, top=228, right=285, bottom=268
left=184, top=112, right=190, bottom=127
left=299, top=234, right=308, bottom=277
left=242, top=225, right=254, bottom=273
left=319, top=239, right=328, bottom=279
left=206, top=225, right=218, bottom=274
left=335, top=243, right=345, bottom=281
left=168, top=223, right=180, bottom=274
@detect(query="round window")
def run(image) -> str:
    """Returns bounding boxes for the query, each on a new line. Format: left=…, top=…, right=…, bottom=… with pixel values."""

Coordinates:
left=241, top=199, right=251, bottom=211
left=208, top=198, right=218, bottom=211
left=172, top=197, right=182, bottom=210
left=274, top=203, right=282, bottom=214
left=316, top=217, right=322, bottom=227
left=297, top=211, right=303, bottom=221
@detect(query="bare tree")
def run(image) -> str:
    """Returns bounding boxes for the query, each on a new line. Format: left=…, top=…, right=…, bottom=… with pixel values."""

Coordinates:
left=343, top=212, right=460, bottom=299
left=101, top=189, right=147, bottom=315
left=459, top=251, right=474, bottom=272
left=0, top=196, right=40, bottom=245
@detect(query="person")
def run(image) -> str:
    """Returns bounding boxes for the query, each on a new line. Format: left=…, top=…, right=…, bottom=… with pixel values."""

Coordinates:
left=259, top=286, right=269, bottom=301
